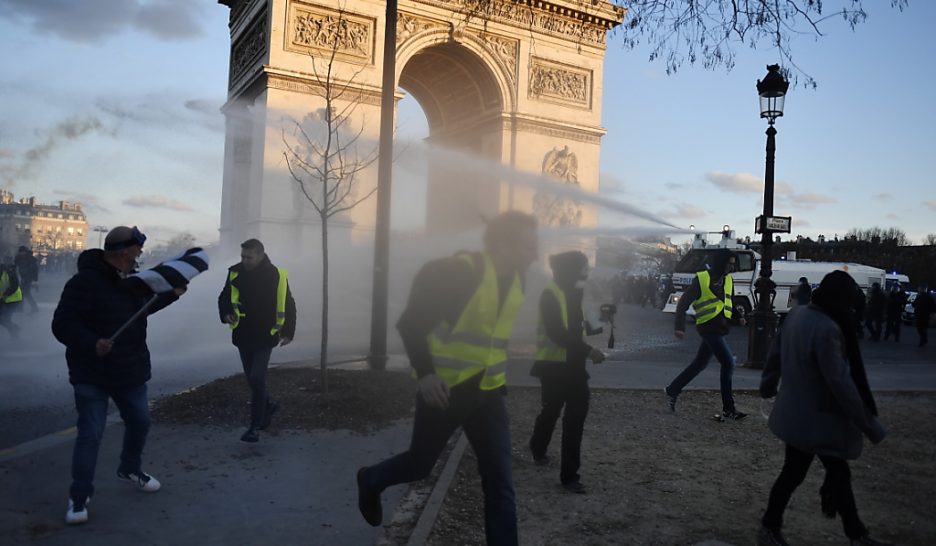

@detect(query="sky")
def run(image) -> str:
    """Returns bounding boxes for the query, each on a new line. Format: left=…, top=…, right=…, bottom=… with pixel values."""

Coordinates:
left=1, top=0, right=934, bottom=249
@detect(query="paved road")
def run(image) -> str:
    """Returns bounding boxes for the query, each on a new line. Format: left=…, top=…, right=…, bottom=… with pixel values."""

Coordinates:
left=3, top=290, right=933, bottom=450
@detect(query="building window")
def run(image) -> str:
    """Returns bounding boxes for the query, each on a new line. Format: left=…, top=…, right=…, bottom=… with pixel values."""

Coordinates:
left=67, top=227, right=74, bottom=234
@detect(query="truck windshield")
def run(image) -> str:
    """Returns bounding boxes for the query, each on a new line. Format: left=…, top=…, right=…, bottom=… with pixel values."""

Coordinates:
left=674, top=250, right=754, bottom=274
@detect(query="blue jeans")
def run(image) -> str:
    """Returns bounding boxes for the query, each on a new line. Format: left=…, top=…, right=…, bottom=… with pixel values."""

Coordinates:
left=237, top=347, right=274, bottom=429
left=361, top=384, right=517, bottom=546
left=667, top=332, right=736, bottom=412
left=70, top=383, right=150, bottom=501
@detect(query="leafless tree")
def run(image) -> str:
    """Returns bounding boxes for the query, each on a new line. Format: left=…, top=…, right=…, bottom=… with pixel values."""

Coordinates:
left=845, top=226, right=910, bottom=246
left=617, top=0, right=908, bottom=87
left=923, top=234, right=936, bottom=246
left=282, top=14, right=378, bottom=393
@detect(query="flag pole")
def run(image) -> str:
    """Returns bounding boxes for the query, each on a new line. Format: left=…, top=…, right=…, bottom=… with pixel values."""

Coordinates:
left=108, top=294, right=160, bottom=342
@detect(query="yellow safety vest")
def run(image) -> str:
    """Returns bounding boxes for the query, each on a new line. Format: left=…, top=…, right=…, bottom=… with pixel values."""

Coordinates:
left=229, top=268, right=289, bottom=336
left=693, top=270, right=732, bottom=324
left=535, top=282, right=585, bottom=362
left=0, top=271, right=22, bottom=304
left=427, top=253, right=525, bottom=391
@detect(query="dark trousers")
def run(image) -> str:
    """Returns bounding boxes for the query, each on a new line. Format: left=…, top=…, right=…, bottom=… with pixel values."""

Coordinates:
left=21, top=281, right=39, bottom=313
left=762, top=444, right=868, bottom=539
left=361, top=385, right=517, bottom=546
left=667, top=332, right=736, bottom=412
left=238, top=346, right=273, bottom=429
left=883, top=315, right=901, bottom=341
left=0, top=305, right=18, bottom=337
left=865, top=317, right=882, bottom=341
left=70, top=383, right=150, bottom=502
left=529, top=375, right=590, bottom=484
left=917, top=316, right=930, bottom=346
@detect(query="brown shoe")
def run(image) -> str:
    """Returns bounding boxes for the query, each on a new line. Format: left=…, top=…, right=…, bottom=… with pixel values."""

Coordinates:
left=356, top=467, right=382, bottom=526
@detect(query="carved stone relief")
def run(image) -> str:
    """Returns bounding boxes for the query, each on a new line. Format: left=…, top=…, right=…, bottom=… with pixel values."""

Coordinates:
left=229, top=13, right=267, bottom=88
left=397, top=12, right=444, bottom=43
left=529, top=58, right=591, bottom=107
left=479, top=34, right=518, bottom=85
left=534, top=145, right=583, bottom=227
left=286, top=2, right=374, bottom=63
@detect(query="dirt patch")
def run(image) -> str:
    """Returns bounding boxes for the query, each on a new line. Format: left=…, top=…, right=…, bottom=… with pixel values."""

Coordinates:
left=426, top=389, right=936, bottom=546
left=151, top=367, right=416, bottom=434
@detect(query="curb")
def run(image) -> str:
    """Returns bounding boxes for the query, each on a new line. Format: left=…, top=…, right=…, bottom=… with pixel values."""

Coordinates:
left=405, top=432, right=468, bottom=546
left=375, top=431, right=469, bottom=546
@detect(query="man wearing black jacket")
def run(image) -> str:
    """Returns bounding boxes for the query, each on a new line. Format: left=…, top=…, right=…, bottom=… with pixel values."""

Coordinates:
left=218, top=239, right=296, bottom=443
left=52, top=226, right=184, bottom=525
left=664, top=249, right=747, bottom=420
left=356, top=211, right=538, bottom=546
left=528, top=251, right=604, bottom=494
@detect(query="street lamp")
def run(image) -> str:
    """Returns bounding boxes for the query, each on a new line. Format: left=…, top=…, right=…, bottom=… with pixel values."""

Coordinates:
left=747, top=64, right=790, bottom=368
left=93, top=225, right=108, bottom=248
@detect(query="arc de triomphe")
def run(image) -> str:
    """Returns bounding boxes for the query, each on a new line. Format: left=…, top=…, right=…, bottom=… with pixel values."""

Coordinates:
left=217, top=0, right=624, bottom=254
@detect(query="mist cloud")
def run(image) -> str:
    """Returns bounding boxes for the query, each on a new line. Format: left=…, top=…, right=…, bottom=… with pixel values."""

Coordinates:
left=787, top=193, right=837, bottom=210
left=0, top=0, right=206, bottom=43
left=0, top=117, right=105, bottom=188
left=97, top=94, right=224, bottom=133
left=705, top=171, right=793, bottom=195
left=660, top=203, right=706, bottom=220
left=123, top=194, right=193, bottom=212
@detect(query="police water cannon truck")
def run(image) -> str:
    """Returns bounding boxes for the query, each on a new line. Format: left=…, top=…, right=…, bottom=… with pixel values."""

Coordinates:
left=663, top=229, right=887, bottom=320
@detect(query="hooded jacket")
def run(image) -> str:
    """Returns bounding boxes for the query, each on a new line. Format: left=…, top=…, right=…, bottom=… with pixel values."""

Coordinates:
left=218, top=255, right=296, bottom=349
left=674, top=249, right=734, bottom=335
left=52, top=249, right=179, bottom=388
left=761, top=270, right=884, bottom=459
left=530, top=251, right=596, bottom=381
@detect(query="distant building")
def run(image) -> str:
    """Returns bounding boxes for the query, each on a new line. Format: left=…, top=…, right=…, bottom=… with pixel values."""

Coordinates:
left=0, top=190, right=89, bottom=259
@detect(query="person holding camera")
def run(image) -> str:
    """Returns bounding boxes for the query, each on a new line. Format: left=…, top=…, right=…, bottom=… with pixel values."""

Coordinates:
left=528, top=251, right=604, bottom=494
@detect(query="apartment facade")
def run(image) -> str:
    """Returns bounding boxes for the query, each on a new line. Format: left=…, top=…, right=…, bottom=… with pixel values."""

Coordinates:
left=0, top=190, right=89, bottom=259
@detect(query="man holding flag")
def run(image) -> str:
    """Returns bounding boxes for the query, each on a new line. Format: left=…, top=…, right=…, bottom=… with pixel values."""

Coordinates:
left=218, top=239, right=296, bottom=443
left=53, top=226, right=201, bottom=525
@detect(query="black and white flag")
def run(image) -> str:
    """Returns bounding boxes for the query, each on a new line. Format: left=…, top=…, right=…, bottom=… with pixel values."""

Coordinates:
left=130, top=247, right=210, bottom=294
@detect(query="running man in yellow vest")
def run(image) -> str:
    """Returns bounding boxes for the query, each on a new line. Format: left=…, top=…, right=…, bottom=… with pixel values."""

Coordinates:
left=528, top=251, right=605, bottom=494
left=357, top=211, right=538, bottom=546
left=664, top=249, right=747, bottom=420
left=218, top=239, right=296, bottom=443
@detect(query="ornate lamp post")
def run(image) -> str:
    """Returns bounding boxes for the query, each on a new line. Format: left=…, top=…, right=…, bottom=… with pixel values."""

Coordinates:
left=747, top=64, right=790, bottom=368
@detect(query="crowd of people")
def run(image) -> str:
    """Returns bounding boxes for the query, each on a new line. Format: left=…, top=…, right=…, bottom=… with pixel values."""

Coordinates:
left=2, top=214, right=919, bottom=545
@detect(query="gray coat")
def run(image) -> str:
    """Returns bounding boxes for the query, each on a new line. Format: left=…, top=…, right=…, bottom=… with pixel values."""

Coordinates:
left=761, top=304, right=885, bottom=460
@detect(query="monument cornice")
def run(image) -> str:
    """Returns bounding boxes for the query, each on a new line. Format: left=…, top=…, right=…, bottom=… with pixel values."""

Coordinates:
left=512, top=113, right=606, bottom=143
left=406, top=0, right=625, bottom=46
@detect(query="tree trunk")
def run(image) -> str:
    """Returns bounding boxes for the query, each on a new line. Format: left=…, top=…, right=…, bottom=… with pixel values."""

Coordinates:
left=320, top=210, right=329, bottom=394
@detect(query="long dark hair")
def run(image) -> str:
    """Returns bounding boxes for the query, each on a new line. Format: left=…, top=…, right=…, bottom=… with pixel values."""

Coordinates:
left=811, top=271, right=878, bottom=416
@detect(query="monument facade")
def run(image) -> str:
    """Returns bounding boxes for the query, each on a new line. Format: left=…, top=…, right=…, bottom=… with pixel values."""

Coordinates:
left=217, top=0, right=624, bottom=253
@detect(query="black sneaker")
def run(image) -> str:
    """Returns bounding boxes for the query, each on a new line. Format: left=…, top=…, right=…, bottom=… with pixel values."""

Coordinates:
left=561, top=481, right=587, bottom=494
left=240, top=428, right=259, bottom=443
left=757, top=526, right=790, bottom=546
left=357, top=467, right=382, bottom=526
left=663, top=387, right=677, bottom=412
left=722, top=410, right=748, bottom=421
left=532, top=454, right=550, bottom=466
left=259, top=401, right=278, bottom=431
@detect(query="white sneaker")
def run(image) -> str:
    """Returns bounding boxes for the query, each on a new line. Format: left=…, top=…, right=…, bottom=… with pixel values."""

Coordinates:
left=65, top=497, right=89, bottom=525
left=117, top=470, right=161, bottom=492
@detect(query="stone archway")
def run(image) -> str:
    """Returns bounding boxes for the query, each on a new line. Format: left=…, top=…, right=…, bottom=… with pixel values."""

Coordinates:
left=217, top=0, right=624, bottom=254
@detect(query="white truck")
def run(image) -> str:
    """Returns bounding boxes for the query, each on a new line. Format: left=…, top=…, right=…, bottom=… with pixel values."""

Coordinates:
left=663, top=231, right=887, bottom=319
